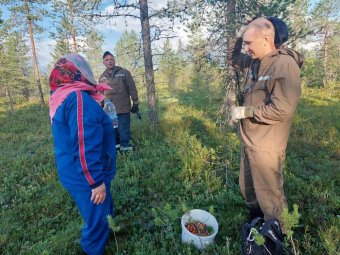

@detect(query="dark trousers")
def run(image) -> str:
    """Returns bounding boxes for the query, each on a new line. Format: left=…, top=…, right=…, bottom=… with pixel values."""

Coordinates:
left=116, top=112, right=131, bottom=147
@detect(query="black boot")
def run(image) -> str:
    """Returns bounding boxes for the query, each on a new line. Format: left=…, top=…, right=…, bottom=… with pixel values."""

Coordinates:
left=248, top=207, right=264, bottom=221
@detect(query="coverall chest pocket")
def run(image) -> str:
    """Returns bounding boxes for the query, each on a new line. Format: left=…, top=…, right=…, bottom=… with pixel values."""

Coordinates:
left=111, top=75, right=125, bottom=94
left=253, top=79, right=270, bottom=91
left=250, top=79, right=271, bottom=105
left=261, top=79, right=276, bottom=105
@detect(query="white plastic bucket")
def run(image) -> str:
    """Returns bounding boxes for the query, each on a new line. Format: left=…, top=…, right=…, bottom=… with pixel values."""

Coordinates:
left=181, top=209, right=219, bottom=250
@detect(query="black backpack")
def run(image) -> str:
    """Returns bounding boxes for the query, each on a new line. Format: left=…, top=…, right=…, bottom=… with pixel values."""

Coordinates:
left=241, top=217, right=287, bottom=255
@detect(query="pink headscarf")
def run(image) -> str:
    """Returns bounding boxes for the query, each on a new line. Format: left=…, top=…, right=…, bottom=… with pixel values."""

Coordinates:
left=49, top=54, right=111, bottom=121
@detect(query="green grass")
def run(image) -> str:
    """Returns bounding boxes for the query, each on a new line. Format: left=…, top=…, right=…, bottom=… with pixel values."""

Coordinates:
left=0, top=84, right=339, bottom=254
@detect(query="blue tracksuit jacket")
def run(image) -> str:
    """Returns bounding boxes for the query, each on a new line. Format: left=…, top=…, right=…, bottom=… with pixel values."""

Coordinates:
left=51, top=91, right=116, bottom=190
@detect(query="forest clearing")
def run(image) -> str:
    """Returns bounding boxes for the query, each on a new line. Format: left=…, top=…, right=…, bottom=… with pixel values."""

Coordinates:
left=0, top=85, right=339, bottom=254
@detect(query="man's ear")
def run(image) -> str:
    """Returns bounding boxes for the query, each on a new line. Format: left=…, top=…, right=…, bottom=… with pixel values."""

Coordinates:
left=263, top=35, right=270, bottom=46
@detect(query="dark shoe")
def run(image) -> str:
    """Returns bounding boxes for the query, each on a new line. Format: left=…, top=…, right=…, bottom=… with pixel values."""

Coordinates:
left=249, top=207, right=264, bottom=221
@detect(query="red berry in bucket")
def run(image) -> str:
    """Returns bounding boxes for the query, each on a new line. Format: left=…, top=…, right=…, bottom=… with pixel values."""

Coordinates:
left=185, top=220, right=213, bottom=236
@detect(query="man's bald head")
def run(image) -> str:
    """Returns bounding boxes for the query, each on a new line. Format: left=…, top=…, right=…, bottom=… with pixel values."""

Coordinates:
left=246, top=18, right=275, bottom=42
left=242, top=18, right=276, bottom=59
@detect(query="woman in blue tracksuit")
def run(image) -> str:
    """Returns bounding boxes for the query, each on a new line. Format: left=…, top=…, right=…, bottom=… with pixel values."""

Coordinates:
left=49, top=54, right=116, bottom=255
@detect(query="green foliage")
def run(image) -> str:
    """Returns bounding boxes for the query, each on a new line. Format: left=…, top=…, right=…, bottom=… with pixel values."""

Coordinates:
left=114, top=30, right=145, bottom=96
left=107, top=215, right=121, bottom=254
left=0, top=0, right=49, bottom=34
left=281, top=204, right=301, bottom=239
left=301, top=57, right=325, bottom=87
left=50, top=0, right=101, bottom=54
left=50, top=14, right=73, bottom=63
left=153, top=203, right=180, bottom=225
left=288, top=0, right=311, bottom=48
left=318, top=218, right=340, bottom=254
left=169, top=0, right=298, bottom=69
left=1, top=82, right=338, bottom=254
left=0, top=31, right=33, bottom=108
left=107, top=215, right=121, bottom=233
left=158, top=38, right=182, bottom=95
left=250, top=228, right=266, bottom=246
left=83, top=28, right=104, bottom=80
left=309, top=0, right=340, bottom=86
left=0, top=2, right=339, bottom=254
left=325, top=35, right=340, bottom=84
left=114, top=30, right=142, bottom=72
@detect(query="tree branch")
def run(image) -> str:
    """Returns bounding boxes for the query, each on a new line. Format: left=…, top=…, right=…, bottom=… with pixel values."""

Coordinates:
left=82, top=13, right=140, bottom=20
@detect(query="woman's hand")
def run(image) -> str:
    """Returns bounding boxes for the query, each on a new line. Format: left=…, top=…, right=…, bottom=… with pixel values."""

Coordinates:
left=91, top=183, right=106, bottom=205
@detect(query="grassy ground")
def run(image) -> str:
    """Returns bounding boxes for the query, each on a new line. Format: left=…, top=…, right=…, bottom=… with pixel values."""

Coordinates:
left=0, top=84, right=339, bottom=254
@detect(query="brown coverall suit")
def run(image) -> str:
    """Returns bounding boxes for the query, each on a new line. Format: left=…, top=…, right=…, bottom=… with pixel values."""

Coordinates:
left=232, top=37, right=303, bottom=222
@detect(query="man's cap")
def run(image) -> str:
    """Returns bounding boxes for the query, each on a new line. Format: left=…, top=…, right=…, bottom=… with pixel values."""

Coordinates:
left=103, top=51, right=114, bottom=59
left=266, top=17, right=289, bottom=48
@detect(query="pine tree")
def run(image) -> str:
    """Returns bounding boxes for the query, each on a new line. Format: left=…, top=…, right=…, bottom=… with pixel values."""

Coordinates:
left=0, top=0, right=49, bottom=105
left=50, top=14, right=73, bottom=64
left=114, top=30, right=144, bottom=88
left=167, top=0, right=299, bottom=125
left=88, top=0, right=174, bottom=130
left=51, top=0, right=98, bottom=54
left=0, top=31, right=32, bottom=109
left=310, top=0, right=340, bottom=86
left=159, top=39, right=181, bottom=94
left=83, top=29, right=104, bottom=80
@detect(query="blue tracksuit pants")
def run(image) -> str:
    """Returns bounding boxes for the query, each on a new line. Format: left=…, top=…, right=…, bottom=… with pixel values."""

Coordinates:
left=68, top=183, right=114, bottom=255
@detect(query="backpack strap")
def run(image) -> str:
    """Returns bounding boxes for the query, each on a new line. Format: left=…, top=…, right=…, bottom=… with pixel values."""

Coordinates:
left=260, top=219, right=293, bottom=255
left=250, top=217, right=265, bottom=228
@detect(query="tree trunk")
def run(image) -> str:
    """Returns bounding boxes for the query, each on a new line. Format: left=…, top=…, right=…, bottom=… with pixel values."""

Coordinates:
left=323, top=21, right=328, bottom=87
left=220, top=0, right=237, bottom=126
left=5, top=82, right=14, bottom=111
left=19, top=56, right=30, bottom=101
left=20, top=68, right=30, bottom=101
left=24, top=0, right=44, bottom=105
left=139, top=0, right=158, bottom=130
left=68, top=0, right=78, bottom=53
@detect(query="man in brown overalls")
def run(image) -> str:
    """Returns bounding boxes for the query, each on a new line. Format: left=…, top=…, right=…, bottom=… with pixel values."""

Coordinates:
left=99, top=51, right=139, bottom=152
left=230, top=17, right=303, bottom=229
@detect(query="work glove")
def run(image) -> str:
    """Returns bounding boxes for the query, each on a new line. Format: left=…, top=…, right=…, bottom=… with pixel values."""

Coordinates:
left=131, top=103, right=139, bottom=113
left=231, top=106, right=254, bottom=122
